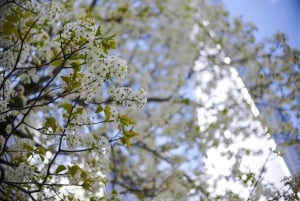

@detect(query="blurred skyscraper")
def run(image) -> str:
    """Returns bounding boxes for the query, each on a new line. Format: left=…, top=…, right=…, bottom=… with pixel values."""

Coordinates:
left=195, top=62, right=291, bottom=198
left=217, top=0, right=300, bottom=176
left=274, top=133, right=300, bottom=176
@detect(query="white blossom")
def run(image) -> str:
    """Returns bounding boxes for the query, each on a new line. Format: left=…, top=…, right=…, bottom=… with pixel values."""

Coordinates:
left=109, top=87, right=147, bottom=109
left=66, top=133, right=77, bottom=149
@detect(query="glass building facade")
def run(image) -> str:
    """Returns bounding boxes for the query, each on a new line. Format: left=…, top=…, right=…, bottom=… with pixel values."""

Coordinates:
left=274, top=133, right=300, bottom=176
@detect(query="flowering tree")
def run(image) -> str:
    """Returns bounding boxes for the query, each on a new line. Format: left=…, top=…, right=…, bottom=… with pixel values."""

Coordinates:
left=0, top=1, right=146, bottom=200
left=0, top=0, right=299, bottom=201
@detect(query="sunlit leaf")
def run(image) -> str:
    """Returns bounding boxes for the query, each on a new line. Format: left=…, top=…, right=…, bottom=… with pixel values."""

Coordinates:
left=119, top=115, right=136, bottom=126
left=104, top=106, right=111, bottom=121
left=51, top=59, right=63, bottom=67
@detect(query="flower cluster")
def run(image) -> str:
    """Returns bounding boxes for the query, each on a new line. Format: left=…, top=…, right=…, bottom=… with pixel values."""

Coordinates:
left=109, top=107, right=119, bottom=122
left=79, top=56, right=129, bottom=103
left=61, top=16, right=96, bottom=48
left=109, top=87, right=147, bottom=109
left=73, top=108, right=91, bottom=126
left=66, top=134, right=77, bottom=149
left=0, top=100, right=8, bottom=122
left=100, top=56, right=128, bottom=79
left=95, top=135, right=111, bottom=173
left=40, top=2, right=61, bottom=24
left=85, top=56, right=128, bottom=82
left=0, top=77, right=11, bottom=122
left=0, top=49, right=18, bottom=70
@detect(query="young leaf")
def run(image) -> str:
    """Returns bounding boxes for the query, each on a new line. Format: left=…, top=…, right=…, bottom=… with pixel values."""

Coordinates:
left=104, top=106, right=111, bottom=121
left=180, top=98, right=190, bottom=105
left=35, top=146, right=46, bottom=156
left=2, top=21, right=15, bottom=35
left=23, top=143, right=33, bottom=151
left=59, top=103, right=72, bottom=114
left=45, top=117, right=57, bottom=132
left=55, top=165, right=67, bottom=174
left=6, top=14, right=19, bottom=22
left=80, top=169, right=87, bottom=179
left=96, top=105, right=103, bottom=113
left=120, top=136, right=131, bottom=148
left=82, top=179, right=92, bottom=190
left=71, top=62, right=81, bottom=72
left=123, top=129, right=138, bottom=137
left=95, top=26, right=102, bottom=37
left=74, top=107, right=84, bottom=115
left=118, top=115, right=136, bottom=126
left=51, top=59, right=63, bottom=67
left=68, top=165, right=80, bottom=177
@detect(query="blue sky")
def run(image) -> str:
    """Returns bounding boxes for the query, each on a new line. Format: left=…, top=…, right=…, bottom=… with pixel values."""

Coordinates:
left=221, top=0, right=300, bottom=48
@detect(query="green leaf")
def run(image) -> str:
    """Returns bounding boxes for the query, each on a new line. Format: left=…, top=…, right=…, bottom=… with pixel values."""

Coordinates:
left=40, top=155, right=45, bottom=162
left=112, top=189, right=118, bottom=195
left=180, top=98, right=190, bottom=104
left=245, top=173, right=256, bottom=185
left=119, top=115, right=135, bottom=126
left=6, top=14, right=19, bottom=22
left=74, top=107, right=84, bottom=115
left=92, top=133, right=99, bottom=141
left=59, top=103, right=72, bottom=114
left=61, top=76, right=70, bottom=86
left=22, top=11, right=35, bottom=18
left=25, top=19, right=35, bottom=27
left=82, top=179, right=91, bottom=190
left=35, top=146, right=46, bottom=156
left=2, top=21, right=15, bottom=35
left=101, top=36, right=117, bottom=54
left=61, top=73, right=83, bottom=90
left=45, top=117, right=57, bottom=132
left=5, top=186, right=12, bottom=198
left=71, top=62, right=81, bottom=72
left=138, top=7, right=151, bottom=17
left=55, top=165, right=67, bottom=174
left=72, top=73, right=83, bottom=88
left=96, top=105, right=103, bottom=113
left=120, top=136, right=131, bottom=148
left=95, top=26, right=102, bottom=37
left=137, top=192, right=146, bottom=200
left=68, top=165, right=80, bottom=177
left=23, top=143, right=33, bottom=151
left=59, top=102, right=73, bottom=118
left=117, top=5, right=129, bottom=13
left=69, top=54, right=86, bottom=60
left=26, top=152, right=32, bottom=158
left=221, top=108, right=227, bottom=115
left=80, top=169, right=87, bottom=179
left=67, top=195, right=74, bottom=201
left=123, top=128, right=138, bottom=137
left=51, top=59, right=63, bottom=67
left=35, top=146, right=46, bottom=162
left=104, top=106, right=111, bottom=121
left=77, top=37, right=88, bottom=47
left=90, top=197, right=97, bottom=201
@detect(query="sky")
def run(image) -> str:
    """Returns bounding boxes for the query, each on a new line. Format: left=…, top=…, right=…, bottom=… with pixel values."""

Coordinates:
left=221, top=0, right=300, bottom=48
